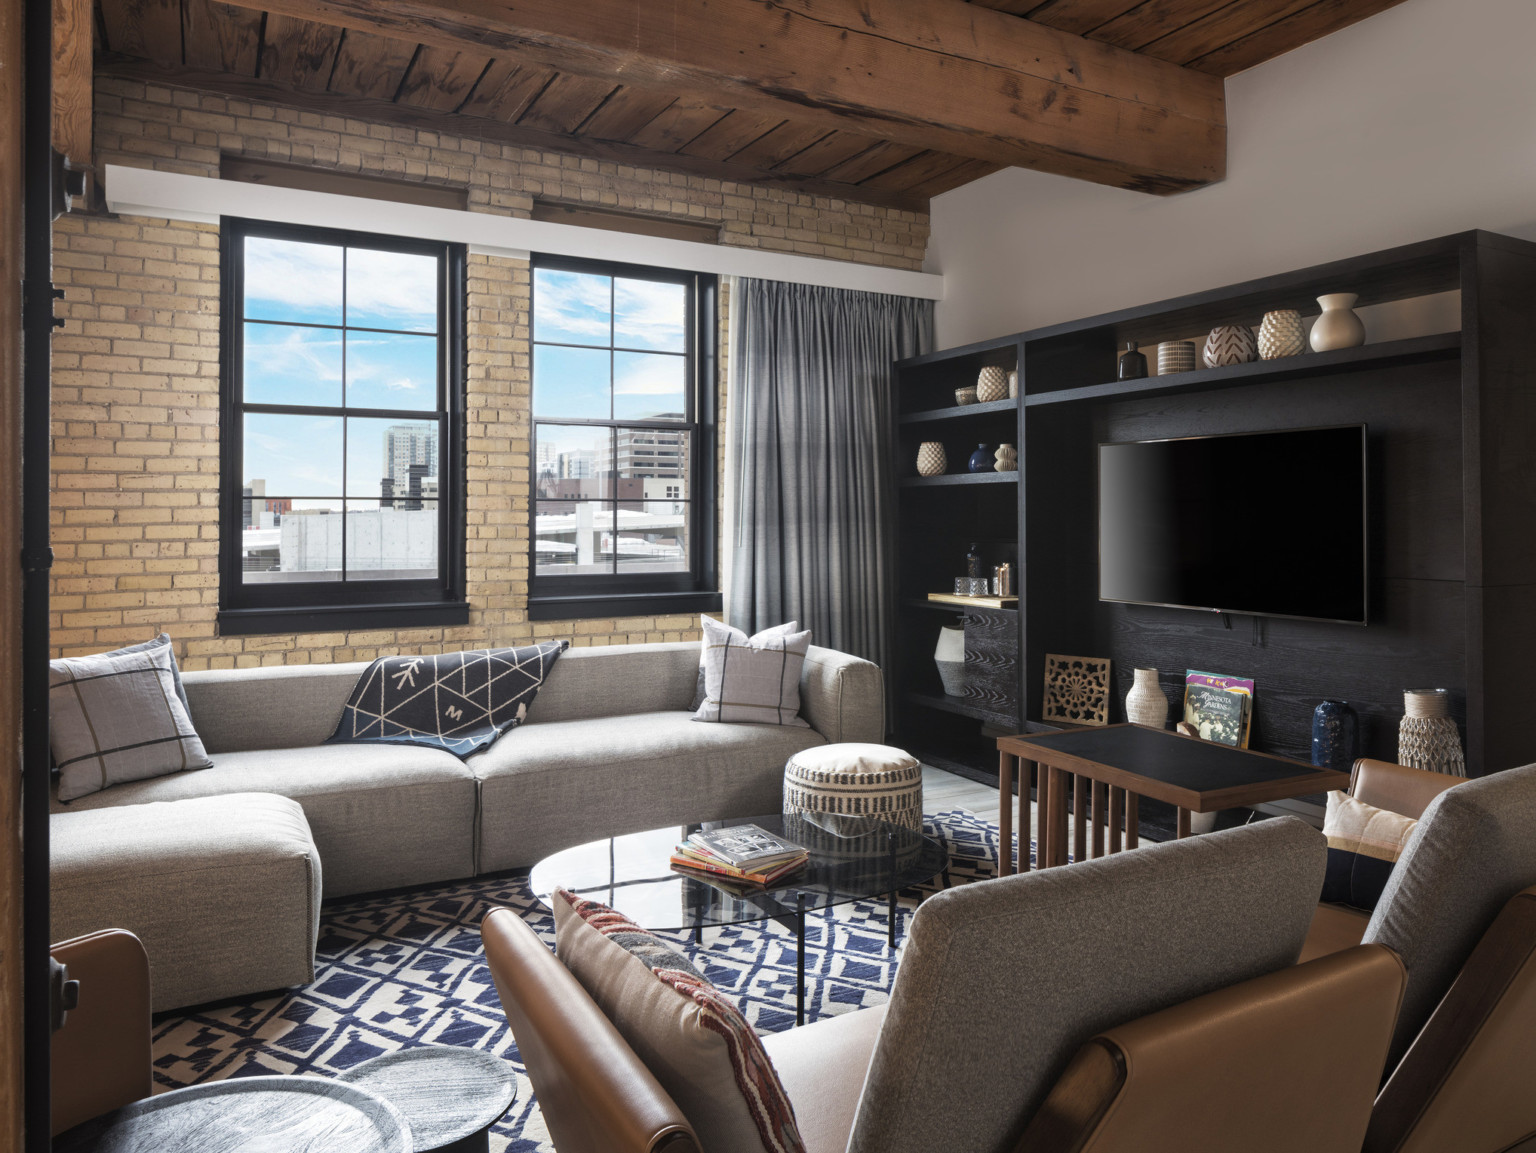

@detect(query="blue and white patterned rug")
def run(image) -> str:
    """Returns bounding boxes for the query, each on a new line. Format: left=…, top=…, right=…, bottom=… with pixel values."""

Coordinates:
left=150, top=808, right=1020, bottom=1151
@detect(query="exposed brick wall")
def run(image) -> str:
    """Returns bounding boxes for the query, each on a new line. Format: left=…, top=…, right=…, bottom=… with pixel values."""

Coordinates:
left=50, top=76, right=930, bottom=669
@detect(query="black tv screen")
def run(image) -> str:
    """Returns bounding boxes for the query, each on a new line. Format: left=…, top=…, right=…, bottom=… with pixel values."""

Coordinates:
left=1098, top=425, right=1367, bottom=624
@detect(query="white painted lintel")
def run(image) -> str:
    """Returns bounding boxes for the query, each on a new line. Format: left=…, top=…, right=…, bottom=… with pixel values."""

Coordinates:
left=104, top=164, right=944, bottom=301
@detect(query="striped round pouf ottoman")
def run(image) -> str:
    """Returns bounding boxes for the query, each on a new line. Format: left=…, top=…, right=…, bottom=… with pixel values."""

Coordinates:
left=783, top=743, right=923, bottom=833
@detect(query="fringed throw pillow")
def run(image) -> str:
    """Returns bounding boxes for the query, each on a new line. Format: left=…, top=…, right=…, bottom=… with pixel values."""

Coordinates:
left=1322, top=790, right=1419, bottom=911
left=552, top=888, right=806, bottom=1153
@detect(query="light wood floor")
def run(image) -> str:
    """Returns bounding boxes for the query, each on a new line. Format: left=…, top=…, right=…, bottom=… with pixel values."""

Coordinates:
left=922, top=763, right=1042, bottom=842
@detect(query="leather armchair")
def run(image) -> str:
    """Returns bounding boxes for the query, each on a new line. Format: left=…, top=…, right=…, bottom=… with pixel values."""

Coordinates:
left=50, top=928, right=153, bottom=1137
left=486, top=819, right=1413, bottom=1153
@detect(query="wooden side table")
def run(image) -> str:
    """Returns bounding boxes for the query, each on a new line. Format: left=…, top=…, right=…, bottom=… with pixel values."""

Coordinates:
left=996, top=724, right=1350, bottom=875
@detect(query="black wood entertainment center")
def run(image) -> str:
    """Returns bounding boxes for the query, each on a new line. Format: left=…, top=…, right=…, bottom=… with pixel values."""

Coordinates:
left=891, top=231, right=1536, bottom=810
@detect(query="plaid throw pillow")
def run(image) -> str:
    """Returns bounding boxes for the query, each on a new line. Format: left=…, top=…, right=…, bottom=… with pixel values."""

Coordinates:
left=693, top=616, right=810, bottom=727
left=1321, top=790, right=1419, bottom=911
left=553, top=889, right=806, bottom=1153
left=50, top=639, right=213, bottom=803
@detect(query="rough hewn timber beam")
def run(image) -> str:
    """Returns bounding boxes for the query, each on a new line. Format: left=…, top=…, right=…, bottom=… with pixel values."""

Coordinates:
left=53, top=0, right=93, bottom=163
left=210, top=0, right=1227, bottom=194
left=96, top=56, right=935, bottom=213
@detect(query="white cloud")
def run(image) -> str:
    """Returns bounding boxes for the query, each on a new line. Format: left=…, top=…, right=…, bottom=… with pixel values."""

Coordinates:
left=615, top=354, right=684, bottom=395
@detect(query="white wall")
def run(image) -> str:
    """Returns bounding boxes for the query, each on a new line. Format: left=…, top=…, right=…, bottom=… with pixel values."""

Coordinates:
left=928, top=0, right=1536, bottom=347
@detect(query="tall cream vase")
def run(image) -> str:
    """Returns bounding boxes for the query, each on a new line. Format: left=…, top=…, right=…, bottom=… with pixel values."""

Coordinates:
left=1125, top=668, right=1168, bottom=728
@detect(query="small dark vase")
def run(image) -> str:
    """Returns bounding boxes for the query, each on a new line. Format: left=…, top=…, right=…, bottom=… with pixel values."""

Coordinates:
left=968, top=444, right=993, bottom=473
left=1118, top=342, right=1148, bottom=380
left=1312, top=700, right=1359, bottom=771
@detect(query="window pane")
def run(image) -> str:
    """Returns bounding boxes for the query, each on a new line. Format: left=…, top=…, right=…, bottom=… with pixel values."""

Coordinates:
left=347, top=499, right=439, bottom=580
left=614, top=427, right=689, bottom=496
left=243, top=237, right=343, bottom=326
left=614, top=278, right=686, bottom=352
left=243, top=323, right=343, bottom=408
left=613, top=352, right=686, bottom=421
left=241, top=498, right=343, bottom=584
left=534, top=269, right=611, bottom=347
left=535, top=424, right=611, bottom=500
left=346, top=249, right=439, bottom=333
left=349, top=418, right=438, bottom=502
left=536, top=499, right=616, bottom=576
left=244, top=413, right=342, bottom=497
left=617, top=503, right=690, bottom=574
left=346, top=332, right=438, bottom=411
left=533, top=345, right=611, bottom=420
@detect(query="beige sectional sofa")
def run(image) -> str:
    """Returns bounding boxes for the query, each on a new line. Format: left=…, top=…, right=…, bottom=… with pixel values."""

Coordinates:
left=49, top=641, right=884, bottom=1010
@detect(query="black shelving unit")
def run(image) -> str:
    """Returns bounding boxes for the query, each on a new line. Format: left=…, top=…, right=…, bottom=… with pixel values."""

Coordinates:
left=892, top=231, right=1536, bottom=797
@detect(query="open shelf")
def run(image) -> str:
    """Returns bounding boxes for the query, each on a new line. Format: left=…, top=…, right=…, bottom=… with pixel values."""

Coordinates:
left=903, top=598, right=1018, bottom=614
left=905, top=690, right=1017, bottom=728
left=1024, top=332, right=1461, bottom=408
left=901, top=470, right=1018, bottom=487
left=899, top=397, right=1017, bottom=425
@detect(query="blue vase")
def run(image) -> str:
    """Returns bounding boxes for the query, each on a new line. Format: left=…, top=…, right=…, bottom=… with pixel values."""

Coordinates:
left=1312, top=700, right=1359, bottom=771
left=968, top=444, right=993, bottom=473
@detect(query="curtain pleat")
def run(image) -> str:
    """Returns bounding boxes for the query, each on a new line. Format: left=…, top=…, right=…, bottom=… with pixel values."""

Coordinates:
left=727, top=278, right=933, bottom=680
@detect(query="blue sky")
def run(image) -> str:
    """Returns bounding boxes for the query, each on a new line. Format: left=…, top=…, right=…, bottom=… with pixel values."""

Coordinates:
left=243, top=414, right=435, bottom=497
left=243, top=237, right=438, bottom=332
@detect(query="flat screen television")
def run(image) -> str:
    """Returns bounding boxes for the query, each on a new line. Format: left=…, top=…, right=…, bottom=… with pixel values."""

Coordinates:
left=1098, top=425, right=1368, bottom=624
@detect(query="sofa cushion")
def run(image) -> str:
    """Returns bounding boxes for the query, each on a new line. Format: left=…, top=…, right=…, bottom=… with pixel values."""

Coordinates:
left=527, top=642, right=701, bottom=724
left=182, top=662, right=373, bottom=753
left=472, top=711, right=826, bottom=872
left=695, top=616, right=811, bottom=727
left=50, top=743, right=476, bottom=897
left=762, top=1005, right=886, bottom=1153
left=51, top=793, right=320, bottom=1012
left=51, top=640, right=213, bottom=802
left=553, top=889, right=806, bottom=1153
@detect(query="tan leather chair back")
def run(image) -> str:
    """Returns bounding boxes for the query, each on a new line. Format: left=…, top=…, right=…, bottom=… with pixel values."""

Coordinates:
left=481, top=908, right=701, bottom=1153
left=1351, top=758, right=1463, bottom=820
left=1017, top=944, right=1407, bottom=1153
left=1366, top=887, right=1536, bottom=1153
left=50, top=929, right=153, bottom=1137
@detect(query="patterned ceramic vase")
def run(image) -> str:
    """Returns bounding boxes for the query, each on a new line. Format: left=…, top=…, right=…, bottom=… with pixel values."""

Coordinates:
left=1203, top=325, right=1258, bottom=368
left=976, top=366, right=1008, bottom=403
left=954, top=386, right=978, bottom=406
left=916, top=442, right=946, bottom=476
left=1311, top=700, right=1359, bottom=771
left=1311, top=293, right=1366, bottom=352
left=1126, top=668, right=1168, bottom=728
left=1118, top=342, right=1148, bottom=380
left=1398, top=689, right=1466, bottom=776
left=934, top=625, right=966, bottom=696
left=1007, top=370, right=1019, bottom=399
left=968, top=444, right=993, bottom=473
left=1258, top=309, right=1306, bottom=359
left=994, top=443, right=1017, bottom=471
left=1157, top=341, right=1196, bottom=375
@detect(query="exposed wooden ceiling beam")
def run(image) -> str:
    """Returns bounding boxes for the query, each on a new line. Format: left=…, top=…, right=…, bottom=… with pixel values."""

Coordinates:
left=206, top=0, right=1228, bottom=194
left=96, top=54, right=939, bottom=212
left=53, top=0, right=94, bottom=164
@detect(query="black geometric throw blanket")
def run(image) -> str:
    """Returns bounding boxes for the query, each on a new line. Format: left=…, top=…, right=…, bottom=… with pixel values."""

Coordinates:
left=328, top=642, right=568, bottom=759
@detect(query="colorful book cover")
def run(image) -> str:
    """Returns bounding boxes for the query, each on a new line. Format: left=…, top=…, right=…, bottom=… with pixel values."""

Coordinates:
left=1183, top=684, right=1247, bottom=747
left=1185, top=669, right=1255, bottom=748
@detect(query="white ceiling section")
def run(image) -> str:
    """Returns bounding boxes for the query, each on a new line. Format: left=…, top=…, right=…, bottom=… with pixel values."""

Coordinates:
left=104, top=164, right=946, bottom=301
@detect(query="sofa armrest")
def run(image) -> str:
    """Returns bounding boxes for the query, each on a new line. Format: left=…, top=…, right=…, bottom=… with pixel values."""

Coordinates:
left=800, top=646, right=885, bottom=745
left=1349, top=758, right=1463, bottom=820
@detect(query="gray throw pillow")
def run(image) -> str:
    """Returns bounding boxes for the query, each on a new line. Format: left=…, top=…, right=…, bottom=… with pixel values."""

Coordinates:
left=689, top=619, right=799, bottom=711
left=114, top=632, right=191, bottom=712
left=50, top=640, right=213, bottom=802
left=692, top=616, right=810, bottom=727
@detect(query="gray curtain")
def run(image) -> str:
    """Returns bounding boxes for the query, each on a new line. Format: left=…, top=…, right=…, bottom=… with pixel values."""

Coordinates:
left=727, top=277, right=933, bottom=675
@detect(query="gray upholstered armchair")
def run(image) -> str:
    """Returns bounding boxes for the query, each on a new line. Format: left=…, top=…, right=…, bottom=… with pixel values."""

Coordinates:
left=485, top=817, right=1408, bottom=1153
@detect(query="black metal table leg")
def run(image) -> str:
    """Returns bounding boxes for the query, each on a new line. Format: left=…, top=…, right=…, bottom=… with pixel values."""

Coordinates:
left=796, top=893, right=807, bottom=1027
left=887, top=829, right=898, bottom=950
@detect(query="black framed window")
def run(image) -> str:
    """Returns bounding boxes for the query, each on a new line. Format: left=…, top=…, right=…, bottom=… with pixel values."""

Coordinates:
left=529, top=255, right=720, bottom=621
left=218, top=218, right=468, bottom=635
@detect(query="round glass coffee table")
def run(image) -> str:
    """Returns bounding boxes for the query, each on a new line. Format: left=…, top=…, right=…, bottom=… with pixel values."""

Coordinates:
left=529, top=812, right=949, bottom=1025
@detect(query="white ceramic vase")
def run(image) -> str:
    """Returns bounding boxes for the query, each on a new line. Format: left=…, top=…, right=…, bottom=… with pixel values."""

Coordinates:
left=1203, top=325, right=1258, bottom=368
left=1258, top=309, right=1306, bottom=359
left=1007, top=369, right=1019, bottom=399
left=1157, top=341, right=1196, bottom=375
left=934, top=625, right=966, bottom=697
left=1310, top=293, right=1366, bottom=352
left=1125, top=668, right=1168, bottom=728
left=916, top=442, right=946, bottom=477
left=994, top=443, right=1017, bottom=472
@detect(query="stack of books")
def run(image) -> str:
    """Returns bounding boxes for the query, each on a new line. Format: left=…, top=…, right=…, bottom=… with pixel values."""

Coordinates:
left=671, top=824, right=808, bottom=888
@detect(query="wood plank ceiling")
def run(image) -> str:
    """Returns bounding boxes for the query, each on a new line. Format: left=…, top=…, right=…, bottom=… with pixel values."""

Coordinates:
left=93, top=0, right=1409, bottom=212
